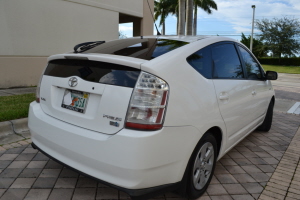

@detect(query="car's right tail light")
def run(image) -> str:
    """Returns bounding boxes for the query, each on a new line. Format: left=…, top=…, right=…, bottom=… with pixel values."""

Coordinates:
left=125, top=72, right=169, bottom=130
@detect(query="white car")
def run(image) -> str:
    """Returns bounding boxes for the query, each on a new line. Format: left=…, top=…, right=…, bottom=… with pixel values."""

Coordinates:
left=28, top=36, right=277, bottom=199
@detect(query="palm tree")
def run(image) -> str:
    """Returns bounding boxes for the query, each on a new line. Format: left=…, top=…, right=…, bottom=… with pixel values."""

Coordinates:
left=154, top=1, right=166, bottom=35
left=154, top=0, right=177, bottom=35
left=193, top=0, right=217, bottom=35
left=157, top=0, right=218, bottom=36
left=178, top=0, right=186, bottom=35
left=168, top=1, right=179, bottom=34
left=185, top=0, right=194, bottom=35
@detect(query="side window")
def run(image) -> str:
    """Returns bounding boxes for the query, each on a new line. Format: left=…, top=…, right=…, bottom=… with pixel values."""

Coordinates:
left=186, top=46, right=212, bottom=79
left=212, top=44, right=244, bottom=79
left=238, top=46, right=263, bottom=80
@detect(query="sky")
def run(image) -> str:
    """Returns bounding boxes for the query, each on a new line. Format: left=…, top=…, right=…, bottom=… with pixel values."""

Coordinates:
left=119, top=0, right=300, bottom=41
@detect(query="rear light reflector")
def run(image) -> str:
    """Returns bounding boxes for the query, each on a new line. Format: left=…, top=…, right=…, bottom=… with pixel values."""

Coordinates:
left=125, top=72, right=169, bottom=131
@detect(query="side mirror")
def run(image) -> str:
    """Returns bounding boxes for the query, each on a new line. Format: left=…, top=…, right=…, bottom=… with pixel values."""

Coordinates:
left=265, top=71, right=278, bottom=80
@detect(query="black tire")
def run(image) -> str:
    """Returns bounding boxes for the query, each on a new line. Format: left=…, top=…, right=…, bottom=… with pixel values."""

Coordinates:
left=186, top=134, right=217, bottom=199
left=257, top=100, right=274, bottom=132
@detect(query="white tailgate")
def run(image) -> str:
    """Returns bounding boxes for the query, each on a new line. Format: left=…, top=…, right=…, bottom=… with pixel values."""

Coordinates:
left=40, top=75, right=133, bottom=134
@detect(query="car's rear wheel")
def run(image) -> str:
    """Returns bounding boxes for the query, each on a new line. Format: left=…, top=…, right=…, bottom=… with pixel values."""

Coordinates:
left=187, top=134, right=217, bottom=199
left=257, top=100, right=274, bottom=132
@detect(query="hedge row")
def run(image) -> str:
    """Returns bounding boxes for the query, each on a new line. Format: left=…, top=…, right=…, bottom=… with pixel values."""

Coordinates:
left=258, top=57, right=300, bottom=66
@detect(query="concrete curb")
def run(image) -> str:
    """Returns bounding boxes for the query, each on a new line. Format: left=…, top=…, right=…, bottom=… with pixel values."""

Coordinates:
left=11, top=118, right=31, bottom=138
left=0, top=121, right=14, bottom=138
left=0, top=118, right=30, bottom=145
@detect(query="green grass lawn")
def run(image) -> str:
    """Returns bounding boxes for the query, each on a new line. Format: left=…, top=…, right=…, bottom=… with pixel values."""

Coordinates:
left=0, top=93, right=35, bottom=122
left=262, top=65, right=300, bottom=74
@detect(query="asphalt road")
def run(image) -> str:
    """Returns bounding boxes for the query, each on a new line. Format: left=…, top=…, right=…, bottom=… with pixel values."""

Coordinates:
left=275, top=89, right=300, bottom=102
left=272, top=73, right=300, bottom=101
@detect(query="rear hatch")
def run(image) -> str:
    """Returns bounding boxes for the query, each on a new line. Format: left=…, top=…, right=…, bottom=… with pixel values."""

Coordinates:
left=39, top=55, right=143, bottom=134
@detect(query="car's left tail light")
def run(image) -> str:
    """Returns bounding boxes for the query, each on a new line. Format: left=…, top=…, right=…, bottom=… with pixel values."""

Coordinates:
left=125, top=72, right=169, bottom=130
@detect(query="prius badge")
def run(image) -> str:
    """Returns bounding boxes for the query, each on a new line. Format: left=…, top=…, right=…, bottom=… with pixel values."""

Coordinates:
left=103, top=114, right=122, bottom=127
left=68, top=77, right=78, bottom=87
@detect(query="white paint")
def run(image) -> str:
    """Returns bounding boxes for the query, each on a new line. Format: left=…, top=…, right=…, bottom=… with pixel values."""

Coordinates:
left=28, top=36, right=275, bottom=193
left=295, top=107, right=300, bottom=115
left=288, top=102, right=300, bottom=114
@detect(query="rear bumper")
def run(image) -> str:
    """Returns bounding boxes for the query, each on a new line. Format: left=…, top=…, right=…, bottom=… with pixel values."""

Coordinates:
left=31, top=142, right=180, bottom=199
left=28, top=102, right=201, bottom=191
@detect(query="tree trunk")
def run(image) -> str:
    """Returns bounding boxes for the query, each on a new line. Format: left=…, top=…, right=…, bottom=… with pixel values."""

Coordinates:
left=186, top=0, right=193, bottom=35
left=162, top=22, right=165, bottom=35
left=176, top=13, right=179, bottom=35
left=279, top=52, right=281, bottom=65
left=193, top=3, right=197, bottom=36
left=178, top=0, right=186, bottom=35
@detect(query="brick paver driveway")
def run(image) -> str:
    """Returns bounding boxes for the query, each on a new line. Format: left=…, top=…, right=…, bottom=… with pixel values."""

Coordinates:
left=0, top=112, right=300, bottom=200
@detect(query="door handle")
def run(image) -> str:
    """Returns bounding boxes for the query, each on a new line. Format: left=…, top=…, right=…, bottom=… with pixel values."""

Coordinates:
left=219, top=94, right=229, bottom=100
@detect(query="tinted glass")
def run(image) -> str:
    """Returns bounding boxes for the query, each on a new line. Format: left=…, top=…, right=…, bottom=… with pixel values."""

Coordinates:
left=85, top=38, right=189, bottom=60
left=186, top=46, right=212, bottom=78
left=44, top=59, right=140, bottom=88
left=212, top=44, right=243, bottom=79
left=238, top=46, right=263, bottom=80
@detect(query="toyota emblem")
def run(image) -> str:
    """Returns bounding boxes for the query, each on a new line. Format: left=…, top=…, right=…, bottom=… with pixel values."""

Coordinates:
left=68, top=77, right=78, bottom=87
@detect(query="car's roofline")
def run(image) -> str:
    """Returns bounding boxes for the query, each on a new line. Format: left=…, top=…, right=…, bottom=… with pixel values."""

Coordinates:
left=122, top=35, right=237, bottom=43
left=54, top=36, right=240, bottom=64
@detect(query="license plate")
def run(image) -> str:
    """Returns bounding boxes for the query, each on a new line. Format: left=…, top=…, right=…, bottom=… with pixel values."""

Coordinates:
left=61, top=89, right=89, bottom=113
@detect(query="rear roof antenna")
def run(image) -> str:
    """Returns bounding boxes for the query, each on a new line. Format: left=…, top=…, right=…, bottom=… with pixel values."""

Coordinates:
left=147, top=0, right=161, bottom=35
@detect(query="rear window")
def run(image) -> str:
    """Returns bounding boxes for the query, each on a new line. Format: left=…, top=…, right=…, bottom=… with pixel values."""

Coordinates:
left=44, top=59, right=140, bottom=88
left=85, top=38, right=189, bottom=60
left=186, top=46, right=212, bottom=79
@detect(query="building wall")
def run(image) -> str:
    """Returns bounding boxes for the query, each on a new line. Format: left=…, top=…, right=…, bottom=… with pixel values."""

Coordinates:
left=142, top=0, right=154, bottom=36
left=0, top=57, right=47, bottom=89
left=0, top=0, right=153, bottom=88
left=0, top=0, right=119, bottom=56
left=66, top=0, right=144, bottom=18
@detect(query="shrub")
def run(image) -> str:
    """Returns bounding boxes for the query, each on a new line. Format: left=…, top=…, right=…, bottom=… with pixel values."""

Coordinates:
left=258, top=57, right=300, bottom=66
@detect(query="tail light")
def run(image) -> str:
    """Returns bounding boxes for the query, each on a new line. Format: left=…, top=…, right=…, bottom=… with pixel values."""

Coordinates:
left=36, top=77, right=42, bottom=103
left=125, top=72, right=169, bottom=130
left=36, top=67, right=46, bottom=103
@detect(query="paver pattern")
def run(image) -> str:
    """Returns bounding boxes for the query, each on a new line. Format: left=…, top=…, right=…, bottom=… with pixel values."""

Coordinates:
left=0, top=112, right=299, bottom=200
left=259, top=121, right=300, bottom=200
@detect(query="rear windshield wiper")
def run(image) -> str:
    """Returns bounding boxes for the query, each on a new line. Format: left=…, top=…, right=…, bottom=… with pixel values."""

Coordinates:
left=74, top=41, right=105, bottom=53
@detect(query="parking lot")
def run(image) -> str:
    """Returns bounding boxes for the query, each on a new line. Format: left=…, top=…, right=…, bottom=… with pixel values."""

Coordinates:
left=0, top=73, right=300, bottom=200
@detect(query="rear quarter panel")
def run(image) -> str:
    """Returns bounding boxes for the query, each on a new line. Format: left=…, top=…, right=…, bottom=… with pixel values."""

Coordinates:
left=141, top=37, right=232, bottom=157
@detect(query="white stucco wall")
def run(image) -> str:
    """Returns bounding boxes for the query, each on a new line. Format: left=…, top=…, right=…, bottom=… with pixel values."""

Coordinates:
left=0, top=0, right=119, bottom=56
left=67, top=0, right=144, bottom=17
left=0, top=0, right=153, bottom=88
